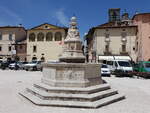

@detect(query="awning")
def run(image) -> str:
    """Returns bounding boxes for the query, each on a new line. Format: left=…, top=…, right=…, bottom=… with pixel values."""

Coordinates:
left=114, top=56, right=131, bottom=60
left=98, top=56, right=114, bottom=60
left=98, top=55, right=131, bottom=60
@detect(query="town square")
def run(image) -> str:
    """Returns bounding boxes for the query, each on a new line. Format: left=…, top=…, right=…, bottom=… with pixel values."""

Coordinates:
left=0, top=0, right=150, bottom=113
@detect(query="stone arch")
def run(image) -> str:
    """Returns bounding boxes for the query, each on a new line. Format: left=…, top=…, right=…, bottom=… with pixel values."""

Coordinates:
left=41, top=57, right=45, bottom=62
left=32, top=57, right=37, bottom=61
left=37, top=32, right=44, bottom=41
left=46, top=32, right=53, bottom=41
left=15, top=56, right=20, bottom=61
left=55, top=32, right=62, bottom=41
left=29, top=33, right=36, bottom=42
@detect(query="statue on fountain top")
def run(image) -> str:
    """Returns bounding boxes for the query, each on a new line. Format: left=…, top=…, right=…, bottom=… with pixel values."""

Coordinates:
left=65, top=16, right=81, bottom=41
left=59, top=16, right=85, bottom=63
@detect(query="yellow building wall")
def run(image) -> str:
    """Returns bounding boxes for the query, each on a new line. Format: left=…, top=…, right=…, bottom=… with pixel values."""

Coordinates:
left=27, top=29, right=66, bottom=62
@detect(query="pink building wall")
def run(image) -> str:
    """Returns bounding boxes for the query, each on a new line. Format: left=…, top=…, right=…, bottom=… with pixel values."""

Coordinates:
left=133, top=13, right=150, bottom=61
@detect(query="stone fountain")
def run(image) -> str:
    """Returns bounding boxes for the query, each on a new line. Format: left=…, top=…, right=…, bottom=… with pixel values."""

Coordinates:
left=19, top=16, right=125, bottom=108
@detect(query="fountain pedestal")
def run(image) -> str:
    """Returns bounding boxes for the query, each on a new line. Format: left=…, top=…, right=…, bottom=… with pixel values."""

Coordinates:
left=42, top=63, right=102, bottom=87
left=19, top=16, right=124, bottom=108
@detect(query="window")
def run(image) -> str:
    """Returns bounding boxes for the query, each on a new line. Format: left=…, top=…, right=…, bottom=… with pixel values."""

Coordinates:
left=29, top=33, right=36, bottom=42
left=121, top=32, right=127, bottom=42
left=0, top=34, right=2, bottom=40
left=105, top=34, right=109, bottom=38
left=45, top=26, right=48, bottom=29
left=55, top=32, right=62, bottom=41
left=121, top=32, right=127, bottom=37
left=46, top=32, right=53, bottom=41
left=115, top=61, right=118, bottom=67
left=20, top=45, right=22, bottom=49
left=118, top=61, right=131, bottom=67
left=107, top=61, right=113, bottom=66
left=0, top=46, right=2, bottom=51
left=105, top=33, right=110, bottom=42
left=33, top=46, right=37, bottom=53
left=9, top=34, right=13, bottom=41
left=144, top=63, right=150, bottom=68
left=136, top=42, right=138, bottom=51
left=37, top=32, right=44, bottom=41
left=105, top=45, right=109, bottom=52
left=9, top=46, right=11, bottom=51
left=105, top=29, right=109, bottom=31
left=122, top=29, right=126, bottom=31
left=122, top=44, right=126, bottom=52
left=41, top=57, right=45, bottom=62
left=32, top=57, right=37, bottom=61
left=102, top=64, right=108, bottom=68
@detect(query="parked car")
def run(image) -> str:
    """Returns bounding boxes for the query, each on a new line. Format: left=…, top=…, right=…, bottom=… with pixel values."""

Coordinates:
left=101, top=64, right=111, bottom=77
left=24, top=61, right=43, bottom=71
left=106, top=60, right=133, bottom=77
left=19, top=61, right=28, bottom=70
left=0, top=60, right=3, bottom=67
left=106, top=60, right=133, bottom=72
left=9, top=62, right=23, bottom=70
left=136, top=61, right=150, bottom=72
left=0, top=61, right=14, bottom=70
left=0, top=61, right=8, bottom=70
left=133, top=61, right=150, bottom=78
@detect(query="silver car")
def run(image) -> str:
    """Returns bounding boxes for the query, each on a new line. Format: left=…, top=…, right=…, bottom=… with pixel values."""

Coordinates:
left=24, top=61, right=43, bottom=71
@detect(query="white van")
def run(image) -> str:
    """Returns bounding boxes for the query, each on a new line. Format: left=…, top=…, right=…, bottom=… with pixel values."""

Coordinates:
left=106, top=60, right=133, bottom=73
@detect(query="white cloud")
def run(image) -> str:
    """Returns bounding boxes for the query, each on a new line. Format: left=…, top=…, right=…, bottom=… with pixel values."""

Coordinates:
left=54, top=9, right=69, bottom=26
left=0, top=6, right=22, bottom=26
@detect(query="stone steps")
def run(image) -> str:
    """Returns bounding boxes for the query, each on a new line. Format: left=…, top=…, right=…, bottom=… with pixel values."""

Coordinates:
left=26, top=86, right=118, bottom=102
left=33, top=83, right=111, bottom=94
left=19, top=83, right=125, bottom=108
left=19, top=91, right=125, bottom=108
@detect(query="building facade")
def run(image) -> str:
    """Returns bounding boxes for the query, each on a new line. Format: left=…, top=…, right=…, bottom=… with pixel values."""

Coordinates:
left=14, top=40, right=27, bottom=61
left=86, top=9, right=137, bottom=62
left=133, top=13, right=150, bottom=61
left=27, top=23, right=68, bottom=62
left=0, top=26, right=26, bottom=61
left=87, top=25, right=137, bottom=62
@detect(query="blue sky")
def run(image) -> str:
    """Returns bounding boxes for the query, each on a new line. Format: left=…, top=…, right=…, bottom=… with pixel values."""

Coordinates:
left=0, top=0, right=150, bottom=38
